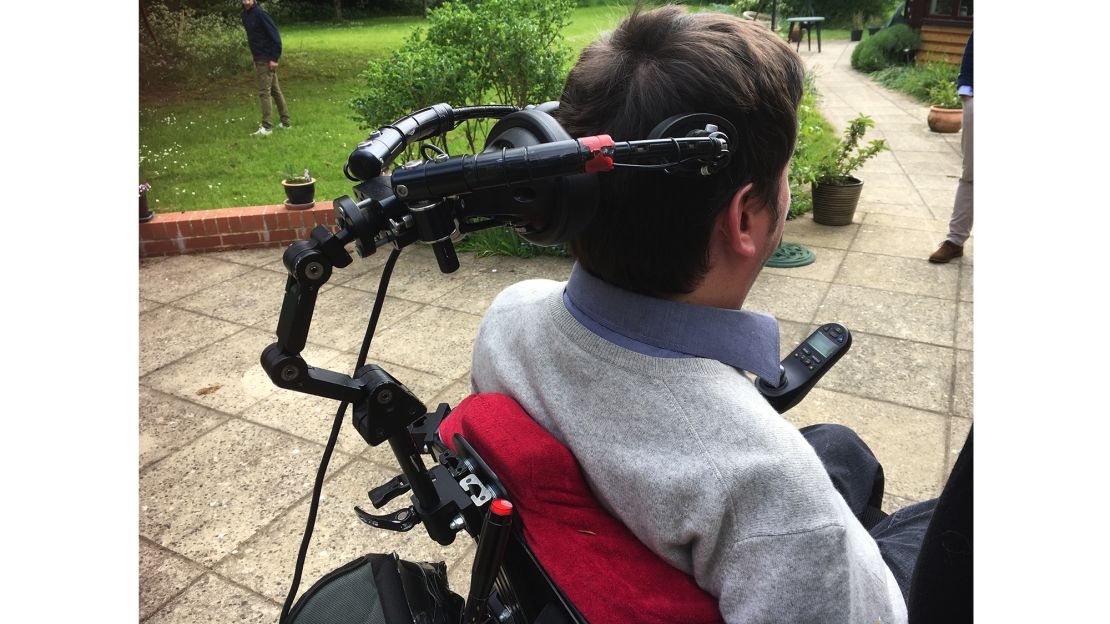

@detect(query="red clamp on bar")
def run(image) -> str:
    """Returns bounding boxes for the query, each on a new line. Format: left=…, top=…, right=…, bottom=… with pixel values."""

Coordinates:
left=579, top=135, right=615, bottom=173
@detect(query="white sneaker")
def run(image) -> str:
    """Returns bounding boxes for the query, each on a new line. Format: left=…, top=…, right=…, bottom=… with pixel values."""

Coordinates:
left=252, top=126, right=273, bottom=136
left=279, top=122, right=292, bottom=129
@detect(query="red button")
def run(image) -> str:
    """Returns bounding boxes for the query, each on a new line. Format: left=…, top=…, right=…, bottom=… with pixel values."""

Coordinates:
left=491, top=499, right=513, bottom=516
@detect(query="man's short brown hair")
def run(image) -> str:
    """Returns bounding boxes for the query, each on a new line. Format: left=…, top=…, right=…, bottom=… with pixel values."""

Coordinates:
left=557, top=4, right=804, bottom=295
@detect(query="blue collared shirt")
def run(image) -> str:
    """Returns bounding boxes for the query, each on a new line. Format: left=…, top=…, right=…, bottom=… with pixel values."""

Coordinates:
left=562, top=262, right=781, bottom=382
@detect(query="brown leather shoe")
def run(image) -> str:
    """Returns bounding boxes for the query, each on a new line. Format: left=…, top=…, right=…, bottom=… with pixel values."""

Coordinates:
left=929, top=240, right=964, bottom=264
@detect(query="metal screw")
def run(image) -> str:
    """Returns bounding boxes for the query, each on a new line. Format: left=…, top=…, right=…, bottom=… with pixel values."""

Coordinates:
left=305, top=261, right=324, bottom=281
left=376, top=389, right=394, bottom=404
left=280, top=365, right=299, bottom=382
left=396, top=184, right=409, bottom=198
left=449, top=515, right=465, bottom=531
left=498, top=607, right=513, bottom=623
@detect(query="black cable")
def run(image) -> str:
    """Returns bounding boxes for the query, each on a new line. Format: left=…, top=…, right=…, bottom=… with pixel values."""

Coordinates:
left=611, top=155, right=706, bottom=170
left=450, top=105, right=520, bottom=122
left=356, top=247, right=402, bottom=368
left=279, top=247, right=404, bottom=623
left=422, top=143, right=449, bottom=161
left=343, top=162, right=359, bottom=182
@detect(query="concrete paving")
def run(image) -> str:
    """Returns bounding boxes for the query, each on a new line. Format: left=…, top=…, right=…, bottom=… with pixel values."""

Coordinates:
left=138, top=40, right=971, bottom=622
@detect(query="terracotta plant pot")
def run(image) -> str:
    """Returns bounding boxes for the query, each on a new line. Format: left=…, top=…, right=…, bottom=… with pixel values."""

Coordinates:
left=282, top=177, right=316, bottom=209
left=789, top=27, right=805, bottom=42
left=811, top=177, right=863, bottom=226
left=927, top=106, right=962, bottom=133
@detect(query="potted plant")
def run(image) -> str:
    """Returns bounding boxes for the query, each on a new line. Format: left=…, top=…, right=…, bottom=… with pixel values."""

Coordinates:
left=808, top=114, right=888, bottom=226
left=926, top=81, right=963, bottom=133
left=139, top=182, right=154, bottom=222
left=850, top=12, right=864, bottom=42
left=281, top=167, right=316, bottom=209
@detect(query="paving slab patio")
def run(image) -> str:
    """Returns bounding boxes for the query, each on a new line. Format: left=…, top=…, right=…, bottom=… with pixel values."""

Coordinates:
left=138, top=39, right=972, bottom=622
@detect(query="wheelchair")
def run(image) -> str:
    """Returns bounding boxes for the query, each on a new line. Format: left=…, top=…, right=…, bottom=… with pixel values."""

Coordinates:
left=260, top=103, right=972, bottom=624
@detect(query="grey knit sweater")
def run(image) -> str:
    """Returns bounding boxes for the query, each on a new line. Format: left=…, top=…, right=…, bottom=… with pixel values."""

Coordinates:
left=470, top=279, right=907, bottom=623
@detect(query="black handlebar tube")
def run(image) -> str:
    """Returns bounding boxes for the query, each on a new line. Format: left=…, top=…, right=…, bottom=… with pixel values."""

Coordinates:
left=347, top=104, right=521, bottom=181
left=391, top=138, right=593, bottom=204
left=389, top=135, right=728, bottom=206
left=612, top=136, right=729, bottom=162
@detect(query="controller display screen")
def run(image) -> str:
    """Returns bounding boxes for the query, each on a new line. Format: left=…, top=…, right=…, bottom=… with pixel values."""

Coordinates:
left=807, top=331, right=838, bottom=357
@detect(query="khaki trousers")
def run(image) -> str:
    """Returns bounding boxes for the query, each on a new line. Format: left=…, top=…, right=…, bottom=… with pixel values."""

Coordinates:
left=947, top=97, right=973, bottom=245
left=253, top=60, right=290, bottom=129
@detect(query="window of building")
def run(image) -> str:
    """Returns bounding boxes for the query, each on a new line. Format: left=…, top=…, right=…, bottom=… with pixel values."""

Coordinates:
left=929, top=0, right=973, bottom=18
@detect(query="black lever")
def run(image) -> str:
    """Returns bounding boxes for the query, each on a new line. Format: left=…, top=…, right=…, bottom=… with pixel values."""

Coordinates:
left=354, top=505, right=420, bottom=532
left=368, top=475, right=411, bottom=509
left=432, top=240, right=460, bottom=273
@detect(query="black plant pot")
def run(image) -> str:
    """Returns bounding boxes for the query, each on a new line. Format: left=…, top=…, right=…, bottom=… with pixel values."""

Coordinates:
left=850, top=29, right=862, bottom=41
left=811, top=178, right=863, bottom=226
left=282, top=178, right=316, bottom=209
left=868, top=26, right=881, bottom=35
left=140, top=194, right=155, bottom=222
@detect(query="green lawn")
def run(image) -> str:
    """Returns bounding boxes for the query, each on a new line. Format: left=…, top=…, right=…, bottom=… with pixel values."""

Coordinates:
left=139, top=6, right=643, bottom=213
left=138, top=5, right=841, bottom=214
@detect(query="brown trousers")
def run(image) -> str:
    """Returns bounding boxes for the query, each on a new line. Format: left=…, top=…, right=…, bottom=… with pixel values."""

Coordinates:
left=253, top=60, right=290, bottom=129
left=946, top=97, right=973, bottom=245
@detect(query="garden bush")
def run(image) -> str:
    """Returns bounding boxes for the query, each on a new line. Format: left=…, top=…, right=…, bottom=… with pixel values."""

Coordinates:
left=351, top=0, right=573, bottom=154
left=850, top=23, right=920, bottom=72
left=870, top=61, right=958, bottom=104
left=774, top=0, right=896, bottom=29
left=264, top=0, right=445, bottom=21
left=787, top=71, right=838, bottom=218
left=139, top=2, right=251, bottom=88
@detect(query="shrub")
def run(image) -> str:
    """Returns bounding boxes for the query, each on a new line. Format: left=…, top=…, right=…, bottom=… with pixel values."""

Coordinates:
left=351, top=0, right=573, bottom=154
left=787, top=72, right=838, bottom=218
left=350, top=29, right=480, bottom=146
left=926, top=80, right=961, bottom=108
left=139, top=2, right=251, bottom=88
left=774, top=0, right=893, bottom=29
left=809, top=115, right=887, bottom=184
left=870, top=61, right=959, bottom=105
left=425, top=0, right=571, bottom=110
left=850, top=23, right=920, bottom=72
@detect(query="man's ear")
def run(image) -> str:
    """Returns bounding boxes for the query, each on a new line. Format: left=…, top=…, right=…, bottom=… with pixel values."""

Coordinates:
left=719, top=183, right=760, bottom=259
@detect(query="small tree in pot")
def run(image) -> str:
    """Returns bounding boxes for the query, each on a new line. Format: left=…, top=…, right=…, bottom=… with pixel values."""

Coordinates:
left=926, top=80, right=963, bottom=133
left=281, top=167, right=316, bottom=209
left=808, top=114, right=887, bottom=226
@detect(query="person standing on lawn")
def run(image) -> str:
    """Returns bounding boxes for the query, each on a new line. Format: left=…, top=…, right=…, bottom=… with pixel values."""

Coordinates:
left=241, top=0, right=291, bottom=136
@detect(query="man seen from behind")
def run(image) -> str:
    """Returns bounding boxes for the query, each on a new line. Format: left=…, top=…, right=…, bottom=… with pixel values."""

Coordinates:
left=471, top=5, right=932, bottom=622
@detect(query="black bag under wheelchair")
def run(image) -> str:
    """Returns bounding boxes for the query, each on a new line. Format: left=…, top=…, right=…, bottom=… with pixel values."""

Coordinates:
left=286, top=552, right=462, bottom=624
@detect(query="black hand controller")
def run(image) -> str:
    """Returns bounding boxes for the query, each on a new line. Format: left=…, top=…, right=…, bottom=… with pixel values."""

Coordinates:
left=757, top=323, right=852, bottom=413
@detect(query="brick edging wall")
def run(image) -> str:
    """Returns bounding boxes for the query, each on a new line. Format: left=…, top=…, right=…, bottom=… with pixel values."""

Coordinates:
left=139, top=203, right=336, bottom=257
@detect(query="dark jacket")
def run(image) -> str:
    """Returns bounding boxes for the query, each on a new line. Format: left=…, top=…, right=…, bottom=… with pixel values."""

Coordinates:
left=241, top=4, right=282, bottom=62
left=957, top=32, right=972, bottom=89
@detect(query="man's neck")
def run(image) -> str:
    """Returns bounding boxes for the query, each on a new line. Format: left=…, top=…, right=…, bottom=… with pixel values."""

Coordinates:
left=666, top=268, right=755, bottom=310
